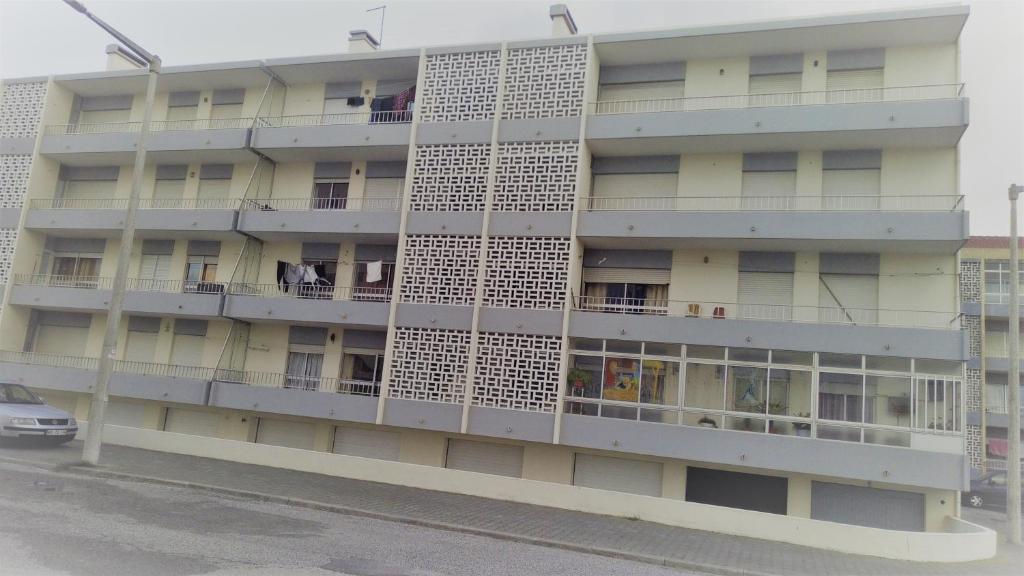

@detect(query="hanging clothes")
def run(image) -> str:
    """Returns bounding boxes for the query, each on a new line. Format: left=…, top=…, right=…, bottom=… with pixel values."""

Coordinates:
left=301, top=264, right=319, bottom=284
left=394, top=85, right=415, bottom=120
left=366, top=260, right=383, bottom=283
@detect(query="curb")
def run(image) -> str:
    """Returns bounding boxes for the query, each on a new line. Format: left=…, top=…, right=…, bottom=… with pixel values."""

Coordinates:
left=0, top=452, right=770, bottom=576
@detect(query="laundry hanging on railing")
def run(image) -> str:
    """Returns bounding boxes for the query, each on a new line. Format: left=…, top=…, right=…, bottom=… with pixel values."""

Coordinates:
left=365, top=260, right=383, bottom=283
left=276, top=261, right=330, bottom=294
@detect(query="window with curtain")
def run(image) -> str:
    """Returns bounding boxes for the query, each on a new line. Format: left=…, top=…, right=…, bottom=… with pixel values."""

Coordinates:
left=583, top=282, right=668, bottom=314
left=50, top=254, right=102, bottom=287
left=285, top=349, right=324, bottom=391
left=353, top=261, right=395, bottom=301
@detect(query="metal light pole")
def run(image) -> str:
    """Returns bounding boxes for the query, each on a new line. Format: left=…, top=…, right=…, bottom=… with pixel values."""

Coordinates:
left=1009, top=183, right=1023, bottom=545
left=63, top=0, right=161, bottom=466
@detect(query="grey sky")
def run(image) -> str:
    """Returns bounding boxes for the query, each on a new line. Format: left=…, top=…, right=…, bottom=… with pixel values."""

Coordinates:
left=1, top=0, right=1021, bottom=235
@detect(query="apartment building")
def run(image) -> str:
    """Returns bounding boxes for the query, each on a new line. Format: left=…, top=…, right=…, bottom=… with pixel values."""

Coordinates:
left=961, top=237, right=1024, bottom=477
left=0, top=4, right=992, bottom=559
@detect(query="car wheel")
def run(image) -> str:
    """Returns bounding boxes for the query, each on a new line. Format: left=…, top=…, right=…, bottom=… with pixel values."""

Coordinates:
left=969, top=494, right=984, bottom=508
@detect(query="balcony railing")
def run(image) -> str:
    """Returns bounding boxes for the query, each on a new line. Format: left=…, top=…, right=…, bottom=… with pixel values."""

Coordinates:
left=126, top=278, right=226, bottom=295
left=12, top=273, right=112, bottom=290
left=227, top=282, right=392, bottom=302
left=0, top=350, right=214, bottom=380
left=591, top=83, right=965, bottom=115
left=585, top=195, right=965, bottom=212
left=986, top=459, right=1024, bottom=472
left=240, top=196, right=400, bottom=212
left=984, top=292, right=1024, bottom=305
left=0, top=350, right=99, bottom=371
left=574, top=295, right=961, bottom=331
left=44, top=117, right=254, bottom=136
left=213, top=368, right=380, bottom=396
left=29, top=197, right=243, bottom=210
left=256, top=110, right=413, bottom=128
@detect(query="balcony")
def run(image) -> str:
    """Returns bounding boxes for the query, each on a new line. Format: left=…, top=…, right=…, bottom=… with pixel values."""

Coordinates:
left=577, top=195, right=968, bottom=252
left=208, top=369, right=380, bottom=424
left=222, top=282, right=391, bottom=327
left=570, top=296, right=966, bottom=360
left=251, top=111, right=412, bottom=162
left=25, top=197, right=240, bottom=237
left=9, top=274, right=225, bottom=318
left=585, top=84, right=968, bottom=155
left=236, top=197, right=400, bottom=241
left=40, top=118, right=256, bottom=165
left=0, top=350, right=210, bottom=406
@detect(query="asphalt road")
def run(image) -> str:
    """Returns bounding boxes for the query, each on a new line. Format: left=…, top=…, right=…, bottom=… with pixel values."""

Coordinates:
left=0, top=460, right=692, bottom=576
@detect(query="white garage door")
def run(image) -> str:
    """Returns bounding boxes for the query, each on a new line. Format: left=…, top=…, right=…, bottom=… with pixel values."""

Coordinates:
left=445, top=439, right=523, bottom=478
left=332, top=427, right=401, bottom=461
left=255, top=418, right=316, bottom=450
left=573, top=453, right=663, bottom=497
left=104, top=400, right=146, bottom=428
left=163, top=408, right=221, bottom=438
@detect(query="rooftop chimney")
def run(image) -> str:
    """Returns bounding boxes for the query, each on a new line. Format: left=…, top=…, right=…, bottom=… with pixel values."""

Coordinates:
left=105, top=44, right=145, bottom=71
left=349, top=30, right=380, bottom=53
left=549, top=4, right=578, bottom=37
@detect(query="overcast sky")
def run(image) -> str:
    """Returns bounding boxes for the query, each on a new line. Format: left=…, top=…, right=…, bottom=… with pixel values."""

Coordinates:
left=1, top=0, right=1021, bottom=235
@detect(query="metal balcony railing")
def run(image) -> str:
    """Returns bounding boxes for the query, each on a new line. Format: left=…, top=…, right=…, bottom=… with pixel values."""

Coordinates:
left=584, top=195, right=965, bottom=212
left=574, top=295, right=962, bottom=331
left=213, top=368, right=380, bottom=396
left=125, top=278, right=226, bottom=295
left=227, top=282, right=392, bottom=302
left=30, top=198, right=129, bottom=210
left=256, top=109, right=413, bottom=128
left=240, top=196, right=401, bottom=212
left=43, top=117, right=254, bottom=136
left=30, top=197, right=242, bottom=210
left=0, top=350, right=214, bottom=380
left=591, top=83, right=966, bottom=115
left=0, top=350, right=99, bottom=371
left=12, top=273, right=112, bottom=290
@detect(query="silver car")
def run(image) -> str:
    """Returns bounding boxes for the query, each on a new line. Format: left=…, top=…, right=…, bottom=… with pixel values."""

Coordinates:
left=0, top=383, right=78, bottom=444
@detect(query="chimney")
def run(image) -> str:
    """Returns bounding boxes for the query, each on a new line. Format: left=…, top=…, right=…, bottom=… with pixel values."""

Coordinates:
left=349, top=30, right=380, bottom=53
left=549, top=4, right=578, bottom=37
left=104, top=44, right=145, bottom=71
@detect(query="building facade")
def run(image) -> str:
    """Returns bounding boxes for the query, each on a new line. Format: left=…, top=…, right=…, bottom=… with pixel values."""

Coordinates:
left=0, top=4, right=990, bottom=558
left=960, top=237, right=1024, bottom=477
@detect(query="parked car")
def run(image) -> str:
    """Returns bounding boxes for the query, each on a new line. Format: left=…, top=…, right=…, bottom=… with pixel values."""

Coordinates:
left=965, top=470, right=1024, bottom=511
left=0, top=383, right=78, bottom=444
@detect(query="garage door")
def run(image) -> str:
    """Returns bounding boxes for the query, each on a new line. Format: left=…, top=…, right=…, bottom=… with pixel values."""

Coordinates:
left=573, top=454, right=663, bottom=497
left=163, top=408, right=220, bottom=438
left=255, top=418, right=316, bottom=450
left=445, top=439, right=523, bottom=478
left=333, top=427, right=401, bottom=461
left=104, top=400, right=146, bottom=428
left=811, top=481, right=925, bottom=531
left=686, top=467, right=788, bottom=514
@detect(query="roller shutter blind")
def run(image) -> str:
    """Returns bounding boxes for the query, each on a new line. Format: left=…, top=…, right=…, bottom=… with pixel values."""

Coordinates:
left=323, top=98, right=359, bottom=115
left=741, top=172, right=796, bottom=199
left=62, top=180, right=116, bottom=200
left=332, top=427, right=401, bottom=461
left=738, top=272, right=793, bottom=320
left=78, top=108, right=130, bottom=124
left=163, top=408, right=220, bottom=437
left=105, top=400, right=146, bottom=428
left=445, top=439, right=524, bottom=478
left=826, top=69, right=883, bottom=103
left=364, top=178, right=404, bottom=198
left=34, top=325, right=88, bottom=356
left=153, top=180, right=185, bottom=201
left=582, top=268, right=670, bottom=284
left=819, top=274, right=878, bottom=324
left=210, top=103, right=243, bottom=119
left=822, top=169, right=881, bottom=208
left=686, top=467, right=788, bottom=514
left=811, top=481, right=925, bottom=531
left=197, top=179, right=231, bottom=200
left=592, top=174, right=678, bottom=198
left=597, top=81, right=685, bottom=102
left=573, top=453, right=663, bottom=497
left=138, top=254, right=171, bottom=281
left=169, top=334, right=205, bottom=367
left=749, top=73, right=802, bottom=95
left=255, top=418, right=316, bottom=450
left=123, top=331, right=158, bottom=363
left=166, top=106, right=197, bottom=121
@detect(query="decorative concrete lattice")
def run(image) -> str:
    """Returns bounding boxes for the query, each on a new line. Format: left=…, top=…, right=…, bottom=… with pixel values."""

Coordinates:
left=419, top=50, right=500, bottom=123
left=960, top=259, right=981, bottom=304
left=502, top=44, right=587, bottom=120
left=473, top=331, right=562, bottom=412
left=483, top=236, right=570, bottom=310
left=966, top=424, right=983, bottom=470
left=964, top=315, right=981, bottom=359
left=0, top=228, right=17, bottom=286
left=493, top=141, right=579, bottom=212
left=0, top=81, right=47, bottom=139
left=410, top=144, right=491, bottom=212
left=965, top=367, right=982, bottom=412
left=0, top=154, right=32, bottom=208
left=399, top=235, right=481, bottom=306
left=389, top=327, right=469, bottom=404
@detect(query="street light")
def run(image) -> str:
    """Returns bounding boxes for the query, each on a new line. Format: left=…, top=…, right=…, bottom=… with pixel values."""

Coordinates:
left=1009, top=183, right=1023, bottom=545
left=62, top=0, right=161, bottom=466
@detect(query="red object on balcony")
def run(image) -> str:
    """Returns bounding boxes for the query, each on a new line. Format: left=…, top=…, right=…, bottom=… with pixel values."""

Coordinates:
left=988, top=438, right=1009, bottom=457
left=713, top=306, right=726, bottom=319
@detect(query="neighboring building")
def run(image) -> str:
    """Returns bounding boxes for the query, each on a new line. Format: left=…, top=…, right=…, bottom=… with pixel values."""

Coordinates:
left=0, top=4, right=988, bottom=557
left=961, top=237, right=1024, bottom=476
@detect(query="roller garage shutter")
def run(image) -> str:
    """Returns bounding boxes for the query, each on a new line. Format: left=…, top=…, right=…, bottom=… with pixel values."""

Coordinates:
left=163, top=408, right=221, bottom=438
left=104, top=400, right=146, bottom=428
left=573, top=453, right=663, bottom=497
left=445, top=439, right=524, bottom=478
left=332, top=427, right=401, bottom=461
left=255, top=418, right=316, bottom=450
left=685, top=467, right=788, bottom=514
left=811, top=481, right=925, bottom=531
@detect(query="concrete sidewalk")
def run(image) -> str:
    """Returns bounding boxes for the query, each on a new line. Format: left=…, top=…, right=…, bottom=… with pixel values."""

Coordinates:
left=1, top=441, right=1021, bottom=576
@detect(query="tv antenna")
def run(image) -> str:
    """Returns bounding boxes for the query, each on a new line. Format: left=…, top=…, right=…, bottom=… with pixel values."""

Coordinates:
left=367, top=5, right=386, bottom=48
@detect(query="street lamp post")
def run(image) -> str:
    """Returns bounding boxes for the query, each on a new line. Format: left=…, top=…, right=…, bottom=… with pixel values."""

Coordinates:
left=63, top=0, right=161, bottom=466
left=1009, top=183, right=1023, bottom=545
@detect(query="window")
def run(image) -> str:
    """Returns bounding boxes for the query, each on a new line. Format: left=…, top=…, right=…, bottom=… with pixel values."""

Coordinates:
left=818, top=273, right=879, bottom=325
left=741, top=153, right=797, bottom=208
left=198, top=177, right=231, bottom=200
left=184, top=256, right=218, bottom=293
left=61, top=179, right=116, bottom=201
left=353, top=261, right=395, bottom=301
left=826, top=69, right=883, bottom=103
left=748, top=73, right=802, bottom=106
left=285, top=349, right=324, bottom=391
left=312, top=180, right=349, bottom=210
left=737, top=271, right=793, bottom=320
left=341, top=351, right=384, bottom=396
left=984, top=260, right=1024, bottom=304
left=210, top=103, right=242, bottom=120
left=78, top=108, right=130, bottom=124
left=50, top=254, right=101, bottom=287
left=597, top=81, right=684, bottom=102
left=166, top=104, right=197, bottom=122
left=566, top=341, right=681, bottom=424
left=582, top=282, right=668, bottom=314
left=136, top=253, right=171, bottom=291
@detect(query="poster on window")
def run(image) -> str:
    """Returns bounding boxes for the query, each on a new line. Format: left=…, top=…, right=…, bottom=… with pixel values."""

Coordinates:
left=603, top=357, right=640, bottom=402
